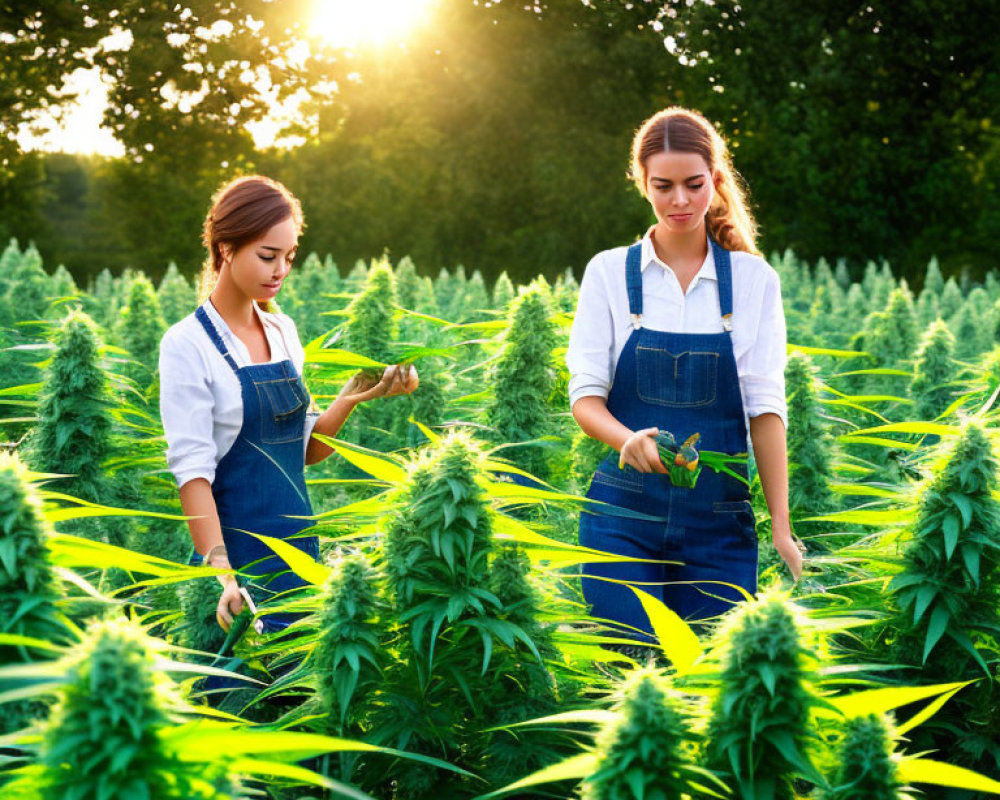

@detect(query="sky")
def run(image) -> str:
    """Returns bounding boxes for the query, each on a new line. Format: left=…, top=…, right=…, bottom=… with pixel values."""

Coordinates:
left=15, top=0, right=438, bottom=158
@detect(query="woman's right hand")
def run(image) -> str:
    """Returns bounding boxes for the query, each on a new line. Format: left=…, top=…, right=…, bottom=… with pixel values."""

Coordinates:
left=216, top=579, right=245, bottom=631
left=618, top=427, right=668, bottom=473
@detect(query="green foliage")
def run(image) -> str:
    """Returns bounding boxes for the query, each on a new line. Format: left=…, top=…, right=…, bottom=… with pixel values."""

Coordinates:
left=343, top=259, right=397, bottom=366
left=865, top=287, right=919, bottom=370
left=785, top=351, right=836, bottom=516
left=115, top=272, right=167, bottom=386
left=485, top=281, right=558, bottom=481
left=581, top=669, right=695, bottom=800
left=492, top=272, right=515, bottom=311
left=951, top=301, right=992, bottom=360
left=0, top=453, right=61, bottom=640
left=909, top=319, right=956, bottom=420
left=157, top=261, right=197, bottom=326
left=820, top=714, right=901, bottom=800
left=37, top=617, right=232, bottom=799
left=313, top=552, right=384, bottom=730
left=367, top=432, right=560, bottom=794
left=706, top=593, right=818, bottom=799
left=570, top=430, right=609, bottom=491
left=177, top=575, right=226, bottom=655
left=26, top=311, right=113, bottom=511
left=0, top=453, right=63, bottom=737
left=925, top=258, right=945, bottom=295
left=939, top=277, right=963, bottom=320
left=888, top=422, right=1000, bottom=669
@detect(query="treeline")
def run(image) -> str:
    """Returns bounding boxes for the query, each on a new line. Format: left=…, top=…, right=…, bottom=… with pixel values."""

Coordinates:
left=6, top=0, right=1000, bottom=287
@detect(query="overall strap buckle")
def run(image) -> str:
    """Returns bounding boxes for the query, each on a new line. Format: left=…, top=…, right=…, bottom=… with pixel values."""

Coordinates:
left=722, top=313, right=733, bottom=332
left=630, top=313, right=643, bottom=330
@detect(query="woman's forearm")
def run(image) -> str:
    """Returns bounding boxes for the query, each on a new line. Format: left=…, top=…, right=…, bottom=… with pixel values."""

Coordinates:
left=748, top=413, right=790, bottom=533
left=571, top=396, right=634, bottom=451
left=305, top=395, right=360, bottom=465
left=178, top=478, right=225, bottom=557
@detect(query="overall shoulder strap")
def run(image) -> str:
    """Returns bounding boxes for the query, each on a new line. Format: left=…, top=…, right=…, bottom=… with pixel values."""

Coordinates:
left=195, top=305, right=240, bottom=374
left=625, top=242, right=643, bottom=327
left=710, top=237, right=734, bottom=331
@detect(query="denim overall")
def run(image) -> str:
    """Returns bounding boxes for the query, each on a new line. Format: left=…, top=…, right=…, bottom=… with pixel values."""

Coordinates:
left=195, top=305, right=319, bottom=633
left=579, top=238, right=757, bottom=639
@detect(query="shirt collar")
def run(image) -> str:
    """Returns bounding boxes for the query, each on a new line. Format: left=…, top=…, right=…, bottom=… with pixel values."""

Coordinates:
left=639, top=226, right=717, bottom=283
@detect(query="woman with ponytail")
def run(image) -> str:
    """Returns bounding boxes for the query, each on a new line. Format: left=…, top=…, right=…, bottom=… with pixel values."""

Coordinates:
left=567, top=107, right=803, bottom=641
left=159, top=175, right=417, bottom=633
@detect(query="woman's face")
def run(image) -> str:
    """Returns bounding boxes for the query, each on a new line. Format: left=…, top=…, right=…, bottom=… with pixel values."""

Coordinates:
left=220, top=216, right=299, bottom=302
left=643, top=150, right=718, bottom=235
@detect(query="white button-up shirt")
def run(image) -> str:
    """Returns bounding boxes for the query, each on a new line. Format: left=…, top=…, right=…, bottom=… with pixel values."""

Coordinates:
left=566, top=229, right=787, bottom=429
left=159, top=300, right=319, bottom=489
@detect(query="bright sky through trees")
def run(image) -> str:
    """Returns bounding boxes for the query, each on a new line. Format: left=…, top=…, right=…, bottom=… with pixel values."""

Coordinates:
left=311, top=0, right=436, bottom=48
left=15, top=0, right=438, bottom=157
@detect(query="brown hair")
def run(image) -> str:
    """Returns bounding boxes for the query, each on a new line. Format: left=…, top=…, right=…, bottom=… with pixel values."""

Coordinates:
left=630, top=107, right=760, bottom=255
left=197, top=175, right=305, bottom=309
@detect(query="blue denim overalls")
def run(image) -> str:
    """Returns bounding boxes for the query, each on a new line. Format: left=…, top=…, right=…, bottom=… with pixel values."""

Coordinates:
left=579, top=238, right=757, bottom=639
left=195, top=305, right=319, bottom=633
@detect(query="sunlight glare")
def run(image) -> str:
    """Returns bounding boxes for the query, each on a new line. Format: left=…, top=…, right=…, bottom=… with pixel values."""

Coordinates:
left=311, top=0, right=435, bottom=48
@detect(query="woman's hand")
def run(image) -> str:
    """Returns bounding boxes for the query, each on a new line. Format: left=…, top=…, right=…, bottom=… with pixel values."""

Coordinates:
left=216, top=578, right=245, bottom=631
left=772, top=520, right=805, bottom=581
left=338, top=365, right=419, bottom=405
left=618, top=427, right=668, bottom=474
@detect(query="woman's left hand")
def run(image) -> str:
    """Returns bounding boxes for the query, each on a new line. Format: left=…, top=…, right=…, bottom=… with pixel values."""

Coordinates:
left=338, top=365, right=419, bottom=405
left=772, top=519, right=805, bottom=581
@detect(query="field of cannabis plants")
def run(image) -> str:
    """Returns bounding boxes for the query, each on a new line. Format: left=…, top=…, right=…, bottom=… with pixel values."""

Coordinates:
left=4, top=239, right=1000, bottom=799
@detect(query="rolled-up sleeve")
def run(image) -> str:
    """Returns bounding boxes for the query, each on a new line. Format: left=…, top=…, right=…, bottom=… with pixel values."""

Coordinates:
left=567, top=255, right=615, bottom=409
left=739, top=270, right=788, bottom=428
left=159, top=330, right=219, bottom=488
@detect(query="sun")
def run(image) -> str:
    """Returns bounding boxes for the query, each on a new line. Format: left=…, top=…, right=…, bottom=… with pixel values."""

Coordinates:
left=310, top=0, right=436, bottom=48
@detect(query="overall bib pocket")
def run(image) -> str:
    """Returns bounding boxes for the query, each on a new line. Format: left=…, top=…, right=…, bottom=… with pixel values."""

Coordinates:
left=255, top=377, right=307, bottom=444
left=636, top=346, right=718, bottom=407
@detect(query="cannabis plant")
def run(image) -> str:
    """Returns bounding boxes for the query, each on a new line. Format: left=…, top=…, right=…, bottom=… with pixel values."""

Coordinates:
left=312, top=551, right=384, bottom=732
left=365, top=432, right=561, bottom=795
left=885, top=422, right=1000, bottom=770
left=492, top=271, right=515, bottom=311
left=820, top=714, right=902, bottom=800
left=34, top=618, right=235, bottom=799
left=785, top=351, right=837, bottom=519
left=0, top=453, right=64, bottom=737
left=706, top=592, right=819, bottom=800
left=581, top=669, right=697, bottom=800
left=157, top=261, right=197, bottom=326
left=25, top=310, right=117, bottom=542
left=909, top=319, right=956, bottom=420
left=115, top=272, right=167, bottom=387
left=485, top=280, right=558, bottom=482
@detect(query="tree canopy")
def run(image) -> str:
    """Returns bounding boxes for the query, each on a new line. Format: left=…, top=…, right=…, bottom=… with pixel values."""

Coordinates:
left=3, top=0, right=998, bottom=286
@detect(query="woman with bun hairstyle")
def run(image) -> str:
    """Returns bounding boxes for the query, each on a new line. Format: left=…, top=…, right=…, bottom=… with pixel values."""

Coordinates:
left=159, top=175, right=417, bottom=633
left=567, top=108, right=803, bottom=641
